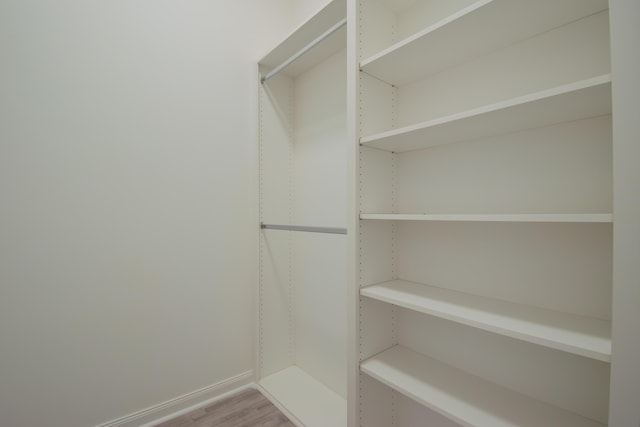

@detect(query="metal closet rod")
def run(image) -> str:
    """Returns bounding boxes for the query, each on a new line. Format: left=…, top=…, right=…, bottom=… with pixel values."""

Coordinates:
left=261, top=223, right=347, bottom=235
left=260, top=17, right=347, bottom=84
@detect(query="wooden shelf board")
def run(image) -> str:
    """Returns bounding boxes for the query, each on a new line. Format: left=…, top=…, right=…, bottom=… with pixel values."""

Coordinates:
left=359, top=213, right=613, bottom=223
left=360, top=75, right=612, bottom=152
left=361, top=346, right=605, bottom=427
left=259, top=0, right=346, bottom=79
left=360, top=0, right=608, bottom=86
left=361, top=280, right=611, bottom=361
left=259, top=366, right=347, bottom=427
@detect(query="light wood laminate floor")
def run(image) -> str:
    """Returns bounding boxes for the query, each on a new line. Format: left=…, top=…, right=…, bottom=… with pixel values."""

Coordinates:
left=154, top=388, right=295, bottom=427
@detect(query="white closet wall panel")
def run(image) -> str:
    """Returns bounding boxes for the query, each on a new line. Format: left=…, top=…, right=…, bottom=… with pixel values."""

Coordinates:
left=292, top=50, right=348, bottom=399
left=354, top=1, right=614, bottom=424
left=258, top=2, right=348, bottom=424
left=396, top=221, right=612, bottom=319
left=396, top=10, right=611, bottom=126
left=294, top=232, right=347, bottom=397
left=294, top=51, right=347, bottom=227
left=259, top=72, right=295, bottom=377
left=260, top=231, right=294, bottom=376
left=259, top=73, right=293, bottom=225
left=396, top=394, right=463, bottom=427
left=396, top=115, right=612, bottom=214
left=398, top=310, right=610, bottom=423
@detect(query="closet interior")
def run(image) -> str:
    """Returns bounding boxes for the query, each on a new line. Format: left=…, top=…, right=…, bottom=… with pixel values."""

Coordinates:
left=257, top=1, right=348, bottom=426
left=257, top=0, right=628, bottom=425
left=355, top=0, right=612, bottom=426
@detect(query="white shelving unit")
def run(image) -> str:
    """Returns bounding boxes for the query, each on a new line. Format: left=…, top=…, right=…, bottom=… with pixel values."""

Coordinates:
left=259, top=366, right=347, bottom=427
left=361, top=280, right=611, bottom=361
left=360, top=346, right=605, bottom=427
left=353, top=0, right=612, bottom=426
left=255, top=0, right=640, bottom=425
left=360, top=75, right=611, bottom=153
left=257, top=1, right=347, bottom=426
left=360, top=213, right=613, bottom=223
left=359, top=0, right=608, bottom=86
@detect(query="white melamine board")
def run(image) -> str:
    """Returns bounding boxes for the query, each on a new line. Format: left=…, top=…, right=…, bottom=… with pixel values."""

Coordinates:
left=259, top=74, right=293, bottom=224
left=360, top=0, right=608, bottom=86
left=361, top=346, right=605, bottom=427
left=361, top=280, right=610, bottom=361
left=359, top=147, right=395, bottom=214
left=358, top=374, right=396, bottom=427
left=259, top=231, right=294, bottom=376
left=396, top=394, right=463, bottom=427
left=259, top=0, right=346, bottom=79
left=359, top=297, right=396, bottom=360
left=259, top=366, right=347, bottom=427
left=294, top=50, right=346, bottom=228
left=395, top=222, right=612, bottom=320
left=399, top=311, right=610, bottom=423
left=360, top=214, right=612, bottom=223
left=609, top=0, right=640, bottom=424
left=395, top=116, right=612, bottom=215
left=359, top=73, right=395, bottom=137
left=393, top=0, right=477, bottom=44
left=361, top=75, right=611, bottom=152
left=396, top=11, right=611, bottom=127
left=294, top=233, right=347, bottom=397
left=358, top=220, right=394, bottom=286
left=358, top=0, right=397, bottom=61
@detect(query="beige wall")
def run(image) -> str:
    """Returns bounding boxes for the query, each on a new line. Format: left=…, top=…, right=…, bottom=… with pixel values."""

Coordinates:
left=0, top=1, right=303, bottom=426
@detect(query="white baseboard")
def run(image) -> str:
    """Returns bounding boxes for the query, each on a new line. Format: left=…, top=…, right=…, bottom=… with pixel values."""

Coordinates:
left=97, top=370, right=255, bottom=427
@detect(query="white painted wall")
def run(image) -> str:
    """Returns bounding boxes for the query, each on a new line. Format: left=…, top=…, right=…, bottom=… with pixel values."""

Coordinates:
left=0, top=1, right=304, bottom=426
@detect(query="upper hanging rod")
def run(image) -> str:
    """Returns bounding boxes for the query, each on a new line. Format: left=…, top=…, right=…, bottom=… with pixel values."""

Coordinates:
left=261, top=223, right=347, bottom=235
left=260, top=17, right=347, bottom=84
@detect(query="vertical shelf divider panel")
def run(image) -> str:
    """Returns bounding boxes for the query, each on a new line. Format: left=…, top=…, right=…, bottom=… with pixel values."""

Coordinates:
left=258, top=1, right=347, bottom=426
left=354, top=0, right=613, bottom=426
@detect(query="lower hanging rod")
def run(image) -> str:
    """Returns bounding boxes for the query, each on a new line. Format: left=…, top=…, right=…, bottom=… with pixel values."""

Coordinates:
left=260, top=17, right=347, bottom=84
left=260, top=223, right=346, bottom=235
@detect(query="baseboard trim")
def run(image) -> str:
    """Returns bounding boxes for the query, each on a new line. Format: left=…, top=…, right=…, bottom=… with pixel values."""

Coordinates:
left=97, top=370, right=255, bottom=427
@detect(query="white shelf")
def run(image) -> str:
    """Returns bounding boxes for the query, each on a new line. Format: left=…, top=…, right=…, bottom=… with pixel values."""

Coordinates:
left=361, top=280, right=611, bottom=361
left=360, top=213, right=613, bottom=223
left=259, top=366, right=347, bottom=427
left=258, top=0, right=346, bottom=79
left=360, top=75, right=612, bottom=153
left=360, top=346, right=605, bottom=427
left=360, top=0, right=608, bottom=86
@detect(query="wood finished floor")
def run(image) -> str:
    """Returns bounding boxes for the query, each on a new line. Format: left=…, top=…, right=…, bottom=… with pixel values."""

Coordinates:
left=153, top=388, right=295, bottom=427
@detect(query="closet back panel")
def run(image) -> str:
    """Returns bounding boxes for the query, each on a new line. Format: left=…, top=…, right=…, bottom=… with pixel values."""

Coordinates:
left=396, top=10, right=610, bottom=126
left=396, top=115, right=612, bottom=214
left=293, top=50, right=347, bottom=398
left=399, top=310, right=610, bottom=423
left=396, top=221, right=612, bottom=319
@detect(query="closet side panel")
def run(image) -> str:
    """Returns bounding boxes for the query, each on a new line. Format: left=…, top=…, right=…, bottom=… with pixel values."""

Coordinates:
left=609, top=0, right=640, bottom=424
left=292, top=50, right=348, bottom=398
left=259, top=73, right=294, bottom=376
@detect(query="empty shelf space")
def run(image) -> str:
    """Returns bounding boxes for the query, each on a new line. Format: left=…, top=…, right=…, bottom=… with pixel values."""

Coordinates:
left=359, top=0, right=608, bottom=86
left=259, top=366, right=347, bottom=427
left=360, top=75, right=612, bottom=152
left=361, top=280, right=611, bottom=361
left=360, top=346, right=605, bottom=427
left=359, top=213, right=613, bottom=223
